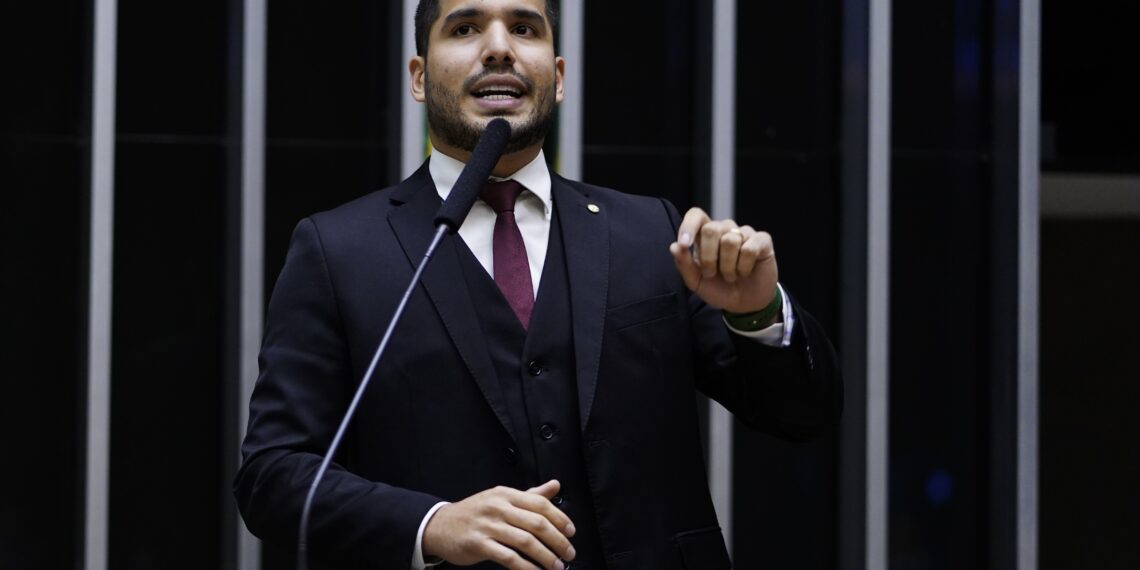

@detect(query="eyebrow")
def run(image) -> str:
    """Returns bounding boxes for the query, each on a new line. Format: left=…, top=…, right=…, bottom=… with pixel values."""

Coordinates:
left=442, top=7, right=547, bottom=29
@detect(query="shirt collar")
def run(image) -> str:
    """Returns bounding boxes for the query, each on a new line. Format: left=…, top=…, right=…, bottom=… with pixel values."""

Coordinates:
left=428, top=149, right=553, bottom=219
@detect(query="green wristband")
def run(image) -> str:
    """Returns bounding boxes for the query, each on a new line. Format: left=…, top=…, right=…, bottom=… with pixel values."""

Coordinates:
left=723, top=287, right=783, bottom=331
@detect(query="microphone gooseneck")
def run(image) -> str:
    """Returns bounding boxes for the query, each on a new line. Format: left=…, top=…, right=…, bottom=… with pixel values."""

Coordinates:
left=433, top=118, right=513, bottom=231
left=296, top=118, right=512, bottom=570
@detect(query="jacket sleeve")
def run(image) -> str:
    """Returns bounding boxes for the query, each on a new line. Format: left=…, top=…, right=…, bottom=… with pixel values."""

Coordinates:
left=233, top=217, right=442, bottom=569
left=659, top=199, right=843, bottom=441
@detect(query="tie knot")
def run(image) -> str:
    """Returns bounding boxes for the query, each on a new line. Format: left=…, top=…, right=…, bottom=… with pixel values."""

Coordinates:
left=480, top=180, right=525, bottom=214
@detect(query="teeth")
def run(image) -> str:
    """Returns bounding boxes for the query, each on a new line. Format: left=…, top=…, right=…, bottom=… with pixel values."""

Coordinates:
left=475, top=87, right=521, bottom=99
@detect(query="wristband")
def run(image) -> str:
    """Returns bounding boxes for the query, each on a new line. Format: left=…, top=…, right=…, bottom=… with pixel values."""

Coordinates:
left=723, top=286, right=783, bottom=331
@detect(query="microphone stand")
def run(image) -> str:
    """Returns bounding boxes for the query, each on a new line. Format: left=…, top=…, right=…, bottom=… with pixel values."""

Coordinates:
left=296, top=223, right=449, bottom=570
left=293, top=117, right=509, bottom=569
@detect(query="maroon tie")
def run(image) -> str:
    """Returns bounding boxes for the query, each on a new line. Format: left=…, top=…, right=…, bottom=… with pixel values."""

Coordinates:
left=480, top=180, right=534, bottom=329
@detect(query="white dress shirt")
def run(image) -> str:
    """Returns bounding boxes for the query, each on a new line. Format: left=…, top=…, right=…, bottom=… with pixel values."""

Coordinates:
left=430, top=149, right=552, bottom=297
left=410, top=149, right=793, bottom=568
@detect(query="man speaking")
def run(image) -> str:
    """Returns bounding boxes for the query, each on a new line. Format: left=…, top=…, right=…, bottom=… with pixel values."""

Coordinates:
left=234, top=0, right=842, bottom=568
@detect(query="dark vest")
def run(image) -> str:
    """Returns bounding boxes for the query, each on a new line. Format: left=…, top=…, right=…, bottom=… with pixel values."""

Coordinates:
left=456, top=210, right=605, bottom=569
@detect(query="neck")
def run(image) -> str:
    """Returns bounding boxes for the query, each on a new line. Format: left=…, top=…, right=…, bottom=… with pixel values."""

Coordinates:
left=431, top=138, right=542, bottom=178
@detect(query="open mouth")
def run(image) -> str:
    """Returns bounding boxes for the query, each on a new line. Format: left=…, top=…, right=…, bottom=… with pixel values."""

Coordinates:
left=468, top=74, right=529, bottom=103
left=473, top=87, right=523, bottom=101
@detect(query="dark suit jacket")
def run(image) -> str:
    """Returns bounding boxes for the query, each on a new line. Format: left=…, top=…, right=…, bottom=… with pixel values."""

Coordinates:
left=234, top=163, right=841, bottom=569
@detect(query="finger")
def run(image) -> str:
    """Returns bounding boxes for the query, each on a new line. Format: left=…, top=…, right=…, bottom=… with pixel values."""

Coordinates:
left=670, top=241, right=702, bottom=292
left=509, top=489, right=576, bottom=537
left=502, top=507, right=576, bottom=563
left=677, top=207, right=710, bottom=248
left=525, top=479, right=560, bottom=499
left=737, top=230, right=773, bottom=278
left=483, top=539, right=544, bottom=570
left=718, top=228, right=744, bottom=283
left=500, top=524, right=564, bottom=570
left=699, top=221, right=734, bottom=278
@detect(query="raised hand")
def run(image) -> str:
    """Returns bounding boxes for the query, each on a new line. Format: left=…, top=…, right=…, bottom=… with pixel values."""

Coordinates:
left=668, top=207, right=780, bottom=318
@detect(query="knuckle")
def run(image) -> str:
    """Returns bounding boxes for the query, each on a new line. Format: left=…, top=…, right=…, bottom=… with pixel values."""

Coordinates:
left=485, top=500, right=508, bottom=517
left=523, top=534, right=544, bottom=552
left=470, top=535, right=493, bottom=555
left=492, top=549, right=516, bottom=565
left=526, top=513, right=549, bottom=533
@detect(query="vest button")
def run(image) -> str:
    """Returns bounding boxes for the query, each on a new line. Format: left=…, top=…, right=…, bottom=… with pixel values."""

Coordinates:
left=552, top=495, right=564, bottom=507
left=505, top=447, right=517, bottom=464
left=528, top=360, right=544, bottom=376
left=539, top=424, right=555, bottom=440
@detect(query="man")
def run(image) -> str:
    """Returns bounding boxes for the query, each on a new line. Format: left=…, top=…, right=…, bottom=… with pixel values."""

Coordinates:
left=234, top=0, right=841, bottom=568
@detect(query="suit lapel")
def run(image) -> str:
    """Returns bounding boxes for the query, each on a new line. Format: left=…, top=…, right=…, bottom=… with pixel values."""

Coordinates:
left=387, top=164, right=518, bottom=445
left=552, top=176, right=609, bottom=431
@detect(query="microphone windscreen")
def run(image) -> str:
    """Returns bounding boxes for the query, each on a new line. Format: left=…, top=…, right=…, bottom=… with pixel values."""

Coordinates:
left=433, top=118, right=513, bottom=231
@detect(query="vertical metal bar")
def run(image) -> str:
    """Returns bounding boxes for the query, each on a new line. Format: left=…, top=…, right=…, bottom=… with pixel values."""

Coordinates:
left=866, top=0, right=892, bottom=567
left=710, top=0, right=736, bottom=555
left=556, top=0, right=584, bottom=180
left=710, top=0, right=736, bottom=222
left=85, top=0, right=117, bottom=568
left=402, top=0, right=427, bottom=178
left=237, top=0, right=267, bottom=568
left=1018, top=0, right=1040, bottom=567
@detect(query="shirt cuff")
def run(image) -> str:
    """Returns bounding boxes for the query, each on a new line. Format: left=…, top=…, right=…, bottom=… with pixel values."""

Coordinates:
left=723, top=283, right=796, bottom=348
left=411, top=502, right=450, bottom=569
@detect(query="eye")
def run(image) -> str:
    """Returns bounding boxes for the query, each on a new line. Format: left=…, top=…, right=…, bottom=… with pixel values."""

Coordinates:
left=512, top=24, right=535, bottom=36
left=455, top=24, right=475, bottom=36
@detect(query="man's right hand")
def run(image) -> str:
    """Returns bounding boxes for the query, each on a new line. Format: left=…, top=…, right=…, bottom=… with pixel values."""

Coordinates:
left=422, top=480, right=577, bottom=570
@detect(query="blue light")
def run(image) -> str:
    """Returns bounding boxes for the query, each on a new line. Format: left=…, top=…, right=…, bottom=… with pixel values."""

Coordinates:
left=926, top=469, right=954, bottom=506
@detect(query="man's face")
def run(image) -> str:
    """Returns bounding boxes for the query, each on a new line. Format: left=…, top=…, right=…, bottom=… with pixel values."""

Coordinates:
left=410, top=0, right=564, bottom=155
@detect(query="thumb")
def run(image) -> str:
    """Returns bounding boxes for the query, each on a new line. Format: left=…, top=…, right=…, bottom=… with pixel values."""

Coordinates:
left=525, top=479, right=561, bottom=499
left=670, top=242, right=701, bottom=292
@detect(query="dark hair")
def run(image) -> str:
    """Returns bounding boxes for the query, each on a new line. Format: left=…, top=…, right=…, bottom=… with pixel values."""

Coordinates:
left=414, top=0, right=559, bottom=57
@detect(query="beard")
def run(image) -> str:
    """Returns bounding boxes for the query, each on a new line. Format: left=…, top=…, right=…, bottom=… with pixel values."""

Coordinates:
left=424, top=67, right=556, bottom=154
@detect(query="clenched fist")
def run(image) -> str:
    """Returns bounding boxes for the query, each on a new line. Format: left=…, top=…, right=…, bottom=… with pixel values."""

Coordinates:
left=668, top=207, right=780, bottom=318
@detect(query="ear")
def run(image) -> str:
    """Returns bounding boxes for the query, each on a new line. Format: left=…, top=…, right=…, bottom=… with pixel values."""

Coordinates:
left=409, top=56, right=426, bottom=103
left=554, top=56, right=565, bottom=104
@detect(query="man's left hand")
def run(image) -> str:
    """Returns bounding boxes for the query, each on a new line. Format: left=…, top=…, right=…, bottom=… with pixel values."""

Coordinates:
left=668, top=207, right=780, bottom=316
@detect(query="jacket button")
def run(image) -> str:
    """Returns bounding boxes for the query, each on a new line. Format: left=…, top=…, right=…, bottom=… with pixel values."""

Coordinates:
left=505, top=447, right=517, bottom=464
left=528, top=360, right=544, bottom=376
left=539, top=424, right=555, bottom=440
left=552, top=495, right=564, bottom=506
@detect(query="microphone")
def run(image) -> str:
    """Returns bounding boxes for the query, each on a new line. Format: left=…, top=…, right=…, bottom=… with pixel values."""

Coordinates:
left=434, top=117, right=512, bottom=231
left=296, top=118, right=512, bottom=570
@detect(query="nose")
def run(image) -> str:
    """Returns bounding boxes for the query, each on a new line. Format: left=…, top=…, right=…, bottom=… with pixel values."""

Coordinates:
left=481, top=23, right=515, bottom=67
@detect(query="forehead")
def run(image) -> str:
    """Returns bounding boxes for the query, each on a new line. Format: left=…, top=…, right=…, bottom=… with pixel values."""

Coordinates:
left=434, top=0, right=550, bottom=26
